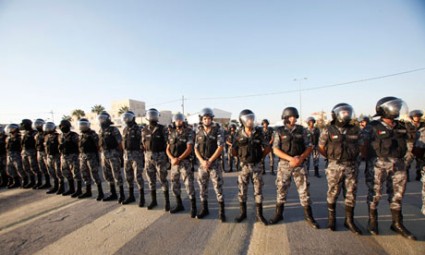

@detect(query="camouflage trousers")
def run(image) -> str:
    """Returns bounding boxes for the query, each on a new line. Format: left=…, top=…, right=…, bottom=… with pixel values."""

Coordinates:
left=419, top=160, right=425, bottom=215
left=61, top=154, right=80, bottom=181
left=0, top=155, right=7, bottom=178
left=80, top=153, right=102, bottom=185
left=325, top=160, right=358, bottom=207
left=37, top=151, right=48, bottom=175
left=228, top=152, right=239, bottom=171
left=404, top=142, right=415, bottom=168
left=145, top=151, right=169, bottom=192
left=262, top=151, right=274, bottom=172
left=101, top=149, right=123, bottom=186
left=124, top=150, right=144, bottom=189
left=47, top=154, right=62, bottom=180
left=357, top=157, right=375, bottom=206
left=369, top=157, right=407, bottom=211
left=276, top=160, right=311, bottom=207
left=197, top=159, right=224, bottom=202
left=22, top=149, right=40, bottom=177
left=306, top=147, right=319, bottom=170
left=238, top=162, right=264, bottom=203
left=7, top=152, right=26, bottom=178
left=171, top=159, right=195, bottom=199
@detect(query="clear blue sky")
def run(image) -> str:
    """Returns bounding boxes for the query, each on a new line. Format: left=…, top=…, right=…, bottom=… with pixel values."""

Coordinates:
left=1, top=0, right=424, bottom=124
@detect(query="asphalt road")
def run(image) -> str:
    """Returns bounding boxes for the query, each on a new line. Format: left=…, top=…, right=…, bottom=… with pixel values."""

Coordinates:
left=0, top=158, right=424, bottom=255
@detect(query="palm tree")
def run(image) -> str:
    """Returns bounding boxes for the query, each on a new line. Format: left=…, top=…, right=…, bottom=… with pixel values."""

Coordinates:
left=62, top=115, right=72, bottom=121
left=118, top=106, right=130, bottom=115
left=91, top=104, right=105, bottom=115
left=71, top=109, right=86, bottom=120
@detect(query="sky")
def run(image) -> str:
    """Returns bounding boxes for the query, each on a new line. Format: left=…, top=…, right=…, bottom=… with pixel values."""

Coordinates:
left=1, top=0, right=425, bottom=125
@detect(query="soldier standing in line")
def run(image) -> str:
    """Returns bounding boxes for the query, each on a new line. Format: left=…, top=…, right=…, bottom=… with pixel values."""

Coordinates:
left=410, top=110, right=425, bottom=215
left=261, top=119, right=275, bottom=175
left=5, top=124, right=25, bottom=188
left=226, top=124, right=239, bottom=172
left=166, top=113, right=197, bottom=217
left=142, top=108, right=170, bottom=211
left=406, top=110, right=424, bottom=181
left=34, top=119, right=51, bottom=189
left=44, top=122, right=62, bottom=194
left=268, top=107, right=319, bottom=229
left=318, top=103, right=363, bottom=235
left=232, top=109, right=270, bottom=225
left=77, top=118, right=104, bottom=201
left=195, top=108, right=226, bottom=222
left=98, top=111, right=125, bottom=203
left=305, top=117, right=321, bottom=178
left=20, top=119, right=40, bottom=188
left=0, top=126, right=10, bottom=188
left=358, top=116, right=375, bottom=208
left=367, top=97, right=416, bottom=240
left=121, top=111, right=145, bottom=206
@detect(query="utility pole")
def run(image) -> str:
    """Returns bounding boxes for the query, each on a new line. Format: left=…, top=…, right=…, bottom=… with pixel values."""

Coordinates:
left=181, top=95, right=185, bottom=115
left=293, top=77, right=308, bottom=123
left=49, top=110, right=54, bottom=122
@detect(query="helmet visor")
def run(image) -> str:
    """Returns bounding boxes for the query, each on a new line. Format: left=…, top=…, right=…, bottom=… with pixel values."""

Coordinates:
left=241, top=113, right=255, bottom=128
left=78, top=120, right=90, bottom=131
left=334, top=105, right=353, bottom=122
left=146, top=110, right=159, bottom=122
left=122, top=112, right=135, bottom=123
left=382, top=98, right=408, bottom=119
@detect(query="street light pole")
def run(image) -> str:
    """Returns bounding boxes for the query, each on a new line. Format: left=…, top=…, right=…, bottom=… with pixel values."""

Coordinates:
left=293, top=77, right=308, bottom=123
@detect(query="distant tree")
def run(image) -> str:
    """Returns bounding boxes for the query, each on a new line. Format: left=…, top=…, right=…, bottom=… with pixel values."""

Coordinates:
left=91, top=104, right=105, bottom=115
left=62, top=115, right=72, bottom=121
left=118, top=106, right=130, bottom=115
left=71, top=109, right=86, bottom=120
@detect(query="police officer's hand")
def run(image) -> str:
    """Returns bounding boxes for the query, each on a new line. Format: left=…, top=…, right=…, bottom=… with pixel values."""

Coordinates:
left=171, top=157, right=180, bottom=166
left=289, top=156, right=301, bottom=168
left=201, top=159, right=210, bottom=170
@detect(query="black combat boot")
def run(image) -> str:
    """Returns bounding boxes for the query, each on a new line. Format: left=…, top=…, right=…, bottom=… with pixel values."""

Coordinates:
left=71, top=181, right=82, bottom=198
left=5, top=176, right=13, bottom=188
left=219, top=201, right=226, bottom=222
left=78, top=184, right=92, bottom=199
left=367, top=208, right=379, bottom=235
left=197, top=200, right=209, bottom=219
left=139, top=189, right=145, bottom=207
left=103, top=183, right=118, bottom=201
left=256, top=203, right=268, bottom=225
left=390, top=209, right=417, bottom=240
left=235, top=202, right=247, bottom=223
left=304, top=205, right=320, bottom=229
left=8, top=177, right=21, bottom=189
left=25, top=175, right=35, bottom=189
left=406, top=165, right=411, bottom=182
left=170, top=195, right=185, bottom=214
left=344, top=206, right=362, bottom=235
left=22, top=176, right=29, bottom=188
left=314, top=166, right=321, bottom=178
left=327, top=203, right=336, bottom=231
left=62, top=179, right=75, bottom=196
left=39, top=174, right=51, bottom=189
left=270, top=164, right=275, bottom=175
left=0, top=174, right=7, bottom=188
left=190, top=198, right=197, bottom=218
left=118, top=185, right=125, bottom=204
left=56, top=179, right=65, bottom=195
left=262, top=163, right=266, bottom=175
left=416, top=168, right=421, bottom=181
left=164, top=190, right=170, bottom=211
left=33, top=173, right=43, bottom=189
left=46, top=178, right=58, bottom=194
left=122, top=186, right=135, bottom=204
left=147, top=190, right=158, bottom=210
left=269, top=203, right=284, bottom=225
left=96, top=183, right=104, bottom=201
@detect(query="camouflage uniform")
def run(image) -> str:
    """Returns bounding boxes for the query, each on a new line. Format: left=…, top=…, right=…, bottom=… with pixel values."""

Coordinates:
left=79, top=130, right=102, bottom=185
left=413, top=122, right=425, bottom=214
left=35, top=131, right=48, bottom=176
left=45, top=132, right=62, bottom=181
left=196, top=123, right=225, bottom=202
left=59, top=131, right=80, bottom=181
left=21, top=130, right=40, bottom=178
left=306, top=126, right=320, bottom=171
left=6, top=132, right=26, bottom=179
left=142, top=124, right=169, bottom=192
left=262, top=126, right=275, bottom=174
left=358, top=124, right=375, bottom=205
left=123, top=124, right=144, bottom=190
left=233, top=127, right=269, bottom=204
left=226, top=131, right=239, bottom=171
left=0, top=132, right=8, bottom=185
left=273, top=125, right=312, bottom=206
left=99, top=126, right=123, bottom=186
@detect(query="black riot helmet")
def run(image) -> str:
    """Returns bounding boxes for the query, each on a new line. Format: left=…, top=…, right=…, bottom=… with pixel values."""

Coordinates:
left=20, top=119, right=33, bottom=131
left=306, top=117, right=316, bottom=124
left=331, top=103, right=354, bottom=124
left=409, top=110, right=423, bottom=120
left=33, top=119, right=45, bottom=131
left=98, top=111, right=112, bottom=128
left=59, top=119, right=72, bottom=133
left=358, top=116, right=370, bottom=124
left=281, top=107, right=299, bottom=119
left=199, top=108, right=214, bottom=120
left=173, top=112, right=185, bottom=129
left=239, top=109, right=255, bottom=128
left=262, top=119, right=269, bottom=125
left=374, top=96, right=407, bottom=120
left=78, top=118, right=91, bottom=132
left=0, top=125, right=4, bottom=134
left=122, top=111, right=136, bottom=125
left=5, top=124, right=19, bottom=135
left=43, top=122, right=56, bottom=133
left=146, top=108, right=160, bottom=123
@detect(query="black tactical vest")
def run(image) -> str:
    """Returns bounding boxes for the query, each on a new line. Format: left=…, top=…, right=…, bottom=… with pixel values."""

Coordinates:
left=142, top=124, right=166, bottom=153
left=371, top=120, right=407, bottom=159
left=22, top=130, right=36, bottom=150
left=100, top=126, right=119, bottom=150
left=124, top=125, right=141, bottom=151
left=35, top=132, right=45, bottom=151
left=197, top=124, right=220, bottom=159
left=307, top=127, right=320, bottom=146
left=60, top=131, right=79, bottom=155
left=6, top=133, right=21, bottom=152
left=263, top=127, right=274, bottom=143
left=276, top=125, right=306, bottom=157
left=405, top=122, right=418, bottom=142
left=0, top=134, right=6, bottom=155
left=45, top=133, right=60, bottom=155
left=326, top=124, right=360, bottom=161
left=79, top=130, right=98, bottom=154
left=169, top=127, right=191, bottom=157
left=236, top=127, right=263, bottom=164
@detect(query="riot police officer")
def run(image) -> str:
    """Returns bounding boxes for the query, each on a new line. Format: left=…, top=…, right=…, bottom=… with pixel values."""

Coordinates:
left=406, top=110, right=424, bottom=181
left=367, top=97, right=416, bottom=240
left=142, top=108, right=170, bottom=211
left=44, top=122, right=62, bottom=194
left=166, top=112, right=197, bottom=218
left=5, top=124, right=25, bottom=188
left=226, top=124, right=239, bottom=172
left=358, top=116, right=374, bottom=208
left=20, top=119, right=40, bottom=188
left=77, top=118, right=104, bottom=200
left=0, top=125, right=9, bottom=188
left=195, top=108, right=226, bottom=222
left=121, top=111, right=145, bottom=206
left=306, top=117, right=321, bottom=178
left=269, top=107, right=319, bottom=229
left=98, top=111, right=125, bottom=203
left=232, top=109, right=270, bottom=225
left=34, top=119, right=50, bottom=189
left=411, top=110, right=425, bottom=215
left=261, top=119, right=275, bottom=175
left=318, top=103, right=362, bottom=235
